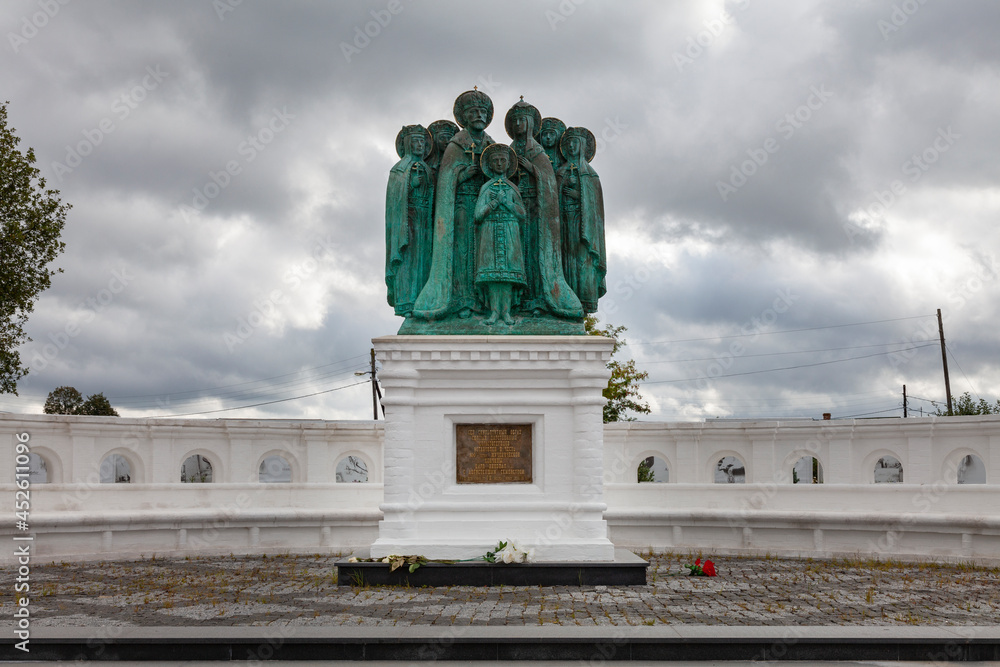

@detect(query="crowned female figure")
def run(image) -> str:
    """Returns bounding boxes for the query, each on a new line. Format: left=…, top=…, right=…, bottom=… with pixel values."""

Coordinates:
left=426, top=119, right=459, bottom=174
left=474, top=144, right=526, bottom=326
left=412, top=89, right=495, bottom=320
left=539, top=117, right=567, bottom=171
left=506, top=99, right=582, bottom=320
left=385, top=124, right=434, bottom=317
left=557, top=127, right=606, bottom=314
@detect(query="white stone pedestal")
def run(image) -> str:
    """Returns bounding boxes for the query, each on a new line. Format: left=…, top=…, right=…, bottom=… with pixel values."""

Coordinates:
left=369, top=335, right=616, bottom=562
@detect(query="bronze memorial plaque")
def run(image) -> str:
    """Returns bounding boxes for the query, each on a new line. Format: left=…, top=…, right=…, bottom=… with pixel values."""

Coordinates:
left=456, top=424, right=532, bottom=484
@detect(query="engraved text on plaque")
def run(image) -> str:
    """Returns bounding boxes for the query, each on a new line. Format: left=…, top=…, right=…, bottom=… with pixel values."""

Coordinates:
left=456, top=423, right=532, bottom=484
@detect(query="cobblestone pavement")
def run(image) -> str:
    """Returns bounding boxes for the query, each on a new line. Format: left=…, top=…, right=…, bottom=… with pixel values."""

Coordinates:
left=2, top=552, right=998, bottom=627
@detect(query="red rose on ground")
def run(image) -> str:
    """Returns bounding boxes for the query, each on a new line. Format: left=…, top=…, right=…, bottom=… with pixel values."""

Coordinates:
left=694, top=558, right=701, bottom=566
left=702, top=560, right=716, bottom=577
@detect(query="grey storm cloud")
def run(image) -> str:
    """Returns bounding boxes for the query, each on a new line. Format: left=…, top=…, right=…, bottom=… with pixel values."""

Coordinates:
left=1, top=0, right=998, bottom=421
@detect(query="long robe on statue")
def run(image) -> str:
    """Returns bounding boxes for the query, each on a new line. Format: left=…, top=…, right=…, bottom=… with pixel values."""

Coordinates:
left=412, top=129, right=494, bottom=319
left=517, top=139, right=583, bottom=319
left=474, top=177, right=527, bottom=287
left=385, top=154, right=434, bottom=316
left=557, top=159, right=606, bottom=313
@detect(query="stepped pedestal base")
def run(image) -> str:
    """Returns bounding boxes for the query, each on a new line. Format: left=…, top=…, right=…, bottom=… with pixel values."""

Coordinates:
left=370, top=335, right=616, bottom=562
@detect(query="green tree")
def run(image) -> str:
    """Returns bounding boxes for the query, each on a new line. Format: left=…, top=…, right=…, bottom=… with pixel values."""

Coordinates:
left=43, top=385, right=83, bottom=414
left=935, top=392, right=1000, bottom=416
left=637, top=456, right=655, bottom=482
left=44, top=386, right=119, bottom=416
left=1, top=101, right=70, bottom=395
left=585, top=315, right=651, bottom=423
left=78, top=392, right=119, bottom=416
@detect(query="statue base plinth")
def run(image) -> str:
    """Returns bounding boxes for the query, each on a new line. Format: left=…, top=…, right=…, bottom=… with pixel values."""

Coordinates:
left=370, top=335, right=615, bottom=562
left=398, top=316, right=585, bottom=336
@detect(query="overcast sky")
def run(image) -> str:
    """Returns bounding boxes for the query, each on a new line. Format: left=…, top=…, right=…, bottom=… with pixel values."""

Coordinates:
left=2, top=0, right=998, bottom=421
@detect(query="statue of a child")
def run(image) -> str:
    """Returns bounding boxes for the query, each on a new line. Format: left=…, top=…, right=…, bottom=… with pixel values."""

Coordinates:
left=473, top=144, right=526, bottom=326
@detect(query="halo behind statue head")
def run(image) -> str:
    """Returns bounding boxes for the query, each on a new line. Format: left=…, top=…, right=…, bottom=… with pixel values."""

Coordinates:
left=426, top=119, right=459, bottom=161
left=540, top=117, right=567, bottom=138
left=480, top=143, right=518, bottom=180
left=559, top=126, right=597, bottom=163
left=428, top=119, right=459, bottom=141
left=452, top=89, right=494, bottom=128
left=395, top=124, right=432, bottom=159
left=504, top=98, right=542, bottom=141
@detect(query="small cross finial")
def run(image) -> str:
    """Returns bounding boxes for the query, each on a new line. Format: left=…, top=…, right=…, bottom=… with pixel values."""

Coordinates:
left=474, top=85, right=478, bottom=91
left=520, top=95, right=524, bottom=101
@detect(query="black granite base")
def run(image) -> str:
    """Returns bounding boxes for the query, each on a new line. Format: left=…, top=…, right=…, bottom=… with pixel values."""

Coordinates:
left=336, top=555, right=649, bottom=587
left=5, top=628, right=999, bottom=662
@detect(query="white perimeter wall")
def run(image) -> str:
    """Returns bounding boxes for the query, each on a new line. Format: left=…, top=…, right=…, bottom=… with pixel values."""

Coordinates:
left=2, top=413, right=998, bottom=563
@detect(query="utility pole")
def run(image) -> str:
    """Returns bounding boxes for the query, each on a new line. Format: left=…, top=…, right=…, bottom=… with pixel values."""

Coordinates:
left=937, top=308, right=953, bottom=415
left=369, top=348, right=378, bottom=420
left=356, top=348, right=383, bottom=420
left=903, top=384, right=907, bottom=418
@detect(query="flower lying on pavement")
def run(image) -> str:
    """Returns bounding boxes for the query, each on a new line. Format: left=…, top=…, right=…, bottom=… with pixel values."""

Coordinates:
left=685, top=558, right=717, bottom=577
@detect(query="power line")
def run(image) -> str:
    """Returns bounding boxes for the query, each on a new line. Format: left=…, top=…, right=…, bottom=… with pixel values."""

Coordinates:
left=682, top=389, right=891, bottom=406
left=7, top=353, right=371, bottom=407
left=109, top=365, right=365, bottom=409
left=945, top=344, right=980, bottom=401
left=107, top=353, right=369, bottom=401
left=838, top=406, right=902, bottom=418
left=648, top=390, right=904, bottom=413
left=145, top=380, right=369, bottom=418
left=644, top=343, right=939, bottom=385
left=632, top=314, right=933, bottom=347
left=637, top=340, right=932, bottom=365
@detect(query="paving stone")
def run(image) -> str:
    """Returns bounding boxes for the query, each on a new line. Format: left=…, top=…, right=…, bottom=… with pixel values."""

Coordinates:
left=2, top=553, right=998, bottom=627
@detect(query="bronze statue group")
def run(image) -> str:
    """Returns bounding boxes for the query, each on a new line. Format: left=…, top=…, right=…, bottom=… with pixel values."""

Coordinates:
left=385, top=89, right=606, bottom=333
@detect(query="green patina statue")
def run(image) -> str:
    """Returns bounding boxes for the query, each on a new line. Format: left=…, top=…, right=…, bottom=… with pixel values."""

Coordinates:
left=426, top=119, right=459, bottom=174
left=390, top=90, right=606, bottom=335
left=557, top=127, right=606, bottom=314
left=474, top=144, right=525, bottom=326
left=507, top=99, right=583, bottom=322
left=385, top=124, right=434, bottom=317
left=539, top=117, right=567, bottom=172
